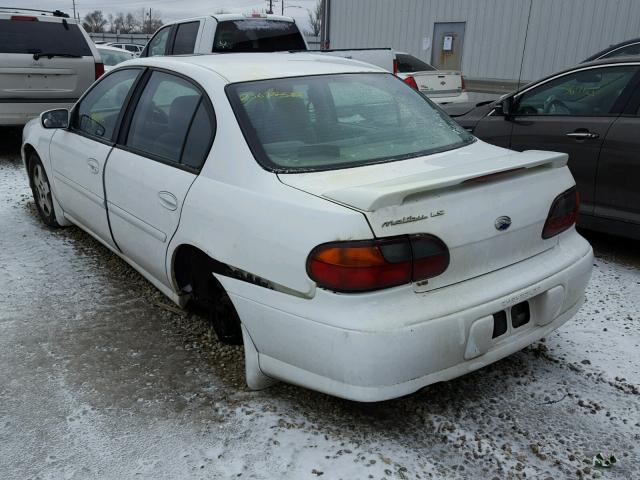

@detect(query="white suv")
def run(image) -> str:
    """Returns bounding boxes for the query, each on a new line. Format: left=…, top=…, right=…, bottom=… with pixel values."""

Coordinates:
left=0, top=8, right=103, bottom=126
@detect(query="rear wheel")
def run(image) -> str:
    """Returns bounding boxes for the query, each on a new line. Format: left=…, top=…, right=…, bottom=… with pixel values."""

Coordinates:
left=28, top=153, right=59, bottom=227
left=188, top=252, right=243, bottom=345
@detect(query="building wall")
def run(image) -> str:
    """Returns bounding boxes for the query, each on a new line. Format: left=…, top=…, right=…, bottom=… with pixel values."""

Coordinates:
left=328, top=0, right=640, bottom=84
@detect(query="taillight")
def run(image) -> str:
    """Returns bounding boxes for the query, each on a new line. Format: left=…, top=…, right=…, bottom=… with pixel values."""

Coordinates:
left=404, top=75, right=418, bottom=90
left=542, top=187, right=579, bottom=239
left=11, top=15, right=38, bottom=21
left=461, top=75, right=466, bottom=91
left=95, top=62, right=105, bottom=80
left=307, top=235, right=449, bottom=293
left=393, top=59, right=399, bottom=75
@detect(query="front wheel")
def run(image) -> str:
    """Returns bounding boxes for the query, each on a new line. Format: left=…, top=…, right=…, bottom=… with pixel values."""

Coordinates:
left=28, top=153, right=59, bottom=227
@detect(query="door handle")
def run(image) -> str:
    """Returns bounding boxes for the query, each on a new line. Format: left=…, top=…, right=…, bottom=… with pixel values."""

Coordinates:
left=158, top=191, right=178, bottom=211
left=565, top=131, right=599, bottom=140
left=87, top=158, right=100, bottom=174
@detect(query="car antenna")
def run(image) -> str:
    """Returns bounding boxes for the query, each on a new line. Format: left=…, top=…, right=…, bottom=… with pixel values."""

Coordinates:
left=517, top=0, right=533, bottom=90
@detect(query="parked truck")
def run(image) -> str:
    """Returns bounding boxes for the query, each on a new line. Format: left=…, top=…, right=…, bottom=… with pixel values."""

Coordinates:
left=140, top=13, right=467, bottom=104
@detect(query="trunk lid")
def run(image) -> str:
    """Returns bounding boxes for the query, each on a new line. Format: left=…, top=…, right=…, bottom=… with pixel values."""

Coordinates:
left=413, top=70, right=463, bottom=98
left=279, top=142, right=574, bottom=292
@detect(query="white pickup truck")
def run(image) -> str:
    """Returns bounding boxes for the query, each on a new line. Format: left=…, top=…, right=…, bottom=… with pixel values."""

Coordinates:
left=140, top=14, right=467, bottom=104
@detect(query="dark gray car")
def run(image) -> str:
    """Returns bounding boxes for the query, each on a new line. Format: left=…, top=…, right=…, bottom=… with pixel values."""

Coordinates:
left=445, top=58, right=640, bottom=240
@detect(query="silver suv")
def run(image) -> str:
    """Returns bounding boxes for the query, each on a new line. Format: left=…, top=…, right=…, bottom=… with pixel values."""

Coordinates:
left=0, top=8, right=102, bottom=126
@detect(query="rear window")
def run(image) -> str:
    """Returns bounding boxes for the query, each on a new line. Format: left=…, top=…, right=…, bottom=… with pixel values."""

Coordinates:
left=396, top=54, right=436, bottom=73
left=0, top=19, right=91, bottom=56
left=212, top=19, right=305, bottom=53
left=227, top=73, right=473, bottom=172
left=98, top=48, right=131, bottom=66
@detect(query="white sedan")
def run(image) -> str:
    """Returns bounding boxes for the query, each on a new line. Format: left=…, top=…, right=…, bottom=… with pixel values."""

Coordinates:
left=22, top=53, right=593, bottom=401
left=395, top=52, right=470, bottom=104
left=97, top=45, right=134, bottom=72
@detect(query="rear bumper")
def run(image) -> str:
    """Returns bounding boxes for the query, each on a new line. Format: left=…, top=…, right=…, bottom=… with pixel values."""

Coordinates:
left=428, top=91, right=470, bottom=104
left=0, top=100, right=76, bottom=126
left=222, top=230, right=593, bottom=402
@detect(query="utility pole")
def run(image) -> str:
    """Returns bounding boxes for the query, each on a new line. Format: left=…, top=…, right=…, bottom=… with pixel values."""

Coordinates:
left=148, top=8, right=152, bottom=34
left=72, top=0, right=76, bottom=20
left=266, top=0, right=273, bottom=14
left=281, top=0, right=284, bottom=15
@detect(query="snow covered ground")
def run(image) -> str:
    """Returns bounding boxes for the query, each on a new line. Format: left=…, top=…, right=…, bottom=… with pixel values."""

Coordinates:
left=1, top=129, right=638, bottom=479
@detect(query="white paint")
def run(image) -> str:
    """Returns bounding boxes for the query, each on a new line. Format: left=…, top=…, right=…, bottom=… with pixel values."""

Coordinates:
left=22, top=53, right=593, bottom=401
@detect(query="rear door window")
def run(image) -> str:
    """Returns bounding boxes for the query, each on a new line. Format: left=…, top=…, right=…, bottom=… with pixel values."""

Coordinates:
left=212, top=20, right=305, bottom=52
left=0, top=19, right=91, bottom=55
left=125, top=71, right=214, bottom=168
left=172, top=21, right=199, bottom=55
left=396, top=54, right=436, bottom=73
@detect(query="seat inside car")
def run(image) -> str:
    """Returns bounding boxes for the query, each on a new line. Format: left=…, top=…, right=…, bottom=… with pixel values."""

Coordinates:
left=152, top=95, right=200, bottom=160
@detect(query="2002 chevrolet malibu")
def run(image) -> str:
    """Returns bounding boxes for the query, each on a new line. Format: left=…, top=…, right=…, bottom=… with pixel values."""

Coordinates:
left=22, top=53, right=593, bottom=401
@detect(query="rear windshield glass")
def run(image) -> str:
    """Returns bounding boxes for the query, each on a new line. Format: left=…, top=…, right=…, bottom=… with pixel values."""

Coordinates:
left=0, top=19, right=91, bottom=56
left=212, top=19, right=306, bottom=53
left=396, top=54, right=436, bottom=73
left=227, top=73, right=474, bottom=172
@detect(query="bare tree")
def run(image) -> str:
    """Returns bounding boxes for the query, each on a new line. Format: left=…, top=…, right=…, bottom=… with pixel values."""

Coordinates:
left=82, top=10, right=108, bottom=33
left=307, top=0, right=323, bottom=36
left=137, top=8, right=164, bottom=34
left=109, top=12, right=126, bottom=33
left=124, top=12, right=140, bottom=33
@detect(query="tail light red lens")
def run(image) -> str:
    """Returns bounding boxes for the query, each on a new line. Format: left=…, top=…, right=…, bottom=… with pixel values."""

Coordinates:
left=95, top=62, right=105, bottom=80
left=404, top=75, right=418, bottom=90
left=392, top=59, right=399, bottom=75
left=307, top=235, right=449, bottom=292
left=542, top=187, right=579, bottom=239
left=461, top=75, right=466, bottom=91
left=11, top=15, right=38, bottom=21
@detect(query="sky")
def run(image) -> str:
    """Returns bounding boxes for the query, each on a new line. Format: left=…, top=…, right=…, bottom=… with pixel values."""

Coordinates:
left=17, top=0, right=317, bottom=32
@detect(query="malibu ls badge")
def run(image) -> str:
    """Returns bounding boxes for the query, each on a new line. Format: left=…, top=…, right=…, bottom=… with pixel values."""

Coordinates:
left=382, top=210, right=445, bottom=228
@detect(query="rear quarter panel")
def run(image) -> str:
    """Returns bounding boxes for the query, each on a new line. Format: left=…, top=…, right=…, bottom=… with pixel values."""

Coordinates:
left=165, top=72, right=372, bottom=295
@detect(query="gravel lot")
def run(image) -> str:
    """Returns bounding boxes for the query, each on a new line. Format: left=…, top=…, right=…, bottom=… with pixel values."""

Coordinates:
left=1, top=127, right=639, bottom=479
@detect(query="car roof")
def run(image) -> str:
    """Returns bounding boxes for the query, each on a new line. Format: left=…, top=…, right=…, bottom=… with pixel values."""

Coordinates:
left=124, top=53, right=386, bottom=83
left=583, top=37, right=640, bottom=62
left=163, top=13, right=295, bottom=25
left=0, top=10, right=77, bottom=23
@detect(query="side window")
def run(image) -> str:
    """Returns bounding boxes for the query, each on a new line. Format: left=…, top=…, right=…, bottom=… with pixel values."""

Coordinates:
left=126, top=71, right=213, bottom=168
left=182, top=103, right=215, bottom=168
left=516, top=66, right=638, bottom=116
left=147, top=27, right=171, bottom=57
left=74, top=69, right=140, bottom=140
left=172, top=22, right=199, bottom=55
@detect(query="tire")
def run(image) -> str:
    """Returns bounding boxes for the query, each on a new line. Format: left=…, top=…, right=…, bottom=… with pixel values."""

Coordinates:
left=28, top=153, right=60, bottom=227
left=189, top=254, right=243, bottom=345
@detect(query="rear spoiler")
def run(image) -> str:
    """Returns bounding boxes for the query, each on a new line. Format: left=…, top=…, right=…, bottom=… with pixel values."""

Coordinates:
left=323, top=150, right=568, bottom=211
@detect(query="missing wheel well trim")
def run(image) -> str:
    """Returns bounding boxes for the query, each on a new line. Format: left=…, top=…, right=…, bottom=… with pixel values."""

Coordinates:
left=173, top=245, right=275, bottom=293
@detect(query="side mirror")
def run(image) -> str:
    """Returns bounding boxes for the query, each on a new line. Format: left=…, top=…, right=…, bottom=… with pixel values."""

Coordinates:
left=41, top=109, right=69, bottom=129
left=500, top=97, right=514, bottom=118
